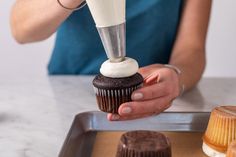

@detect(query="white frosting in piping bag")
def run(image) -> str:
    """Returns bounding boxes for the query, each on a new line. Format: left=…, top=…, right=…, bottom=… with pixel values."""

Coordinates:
left=86, top=0, right=125, bottom=27
left=100, top=57, right=139, bottom=78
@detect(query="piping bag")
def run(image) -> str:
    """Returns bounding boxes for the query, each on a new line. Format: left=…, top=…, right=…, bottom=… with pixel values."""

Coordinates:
left=86, top=0, right=126, bottom=63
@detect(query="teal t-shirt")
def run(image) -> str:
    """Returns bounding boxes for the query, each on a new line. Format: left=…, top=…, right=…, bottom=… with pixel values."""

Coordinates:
left=48, top=0, right=182, bottom=75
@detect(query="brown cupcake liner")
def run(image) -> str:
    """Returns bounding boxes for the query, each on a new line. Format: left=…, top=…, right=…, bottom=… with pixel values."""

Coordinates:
left=93, top=84, right=143, bottom=113
left=116, top=131, right=171, bottom=157
left=116, top=147, right=171, bottom=157
left=203, top=106, right=236, bottom=153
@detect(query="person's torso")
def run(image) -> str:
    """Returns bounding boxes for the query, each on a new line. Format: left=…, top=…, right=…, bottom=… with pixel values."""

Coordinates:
left=48, top=0, right=182, bottom=75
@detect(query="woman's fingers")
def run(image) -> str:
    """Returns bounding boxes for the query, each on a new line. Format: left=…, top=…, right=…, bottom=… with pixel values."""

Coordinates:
left=107, top=112, right=156, bottom=121
left=144, top=72, right=161, bottom=85
left=107, top=113, right=120, bottom=121
left=106, top=65, right=181, bottom=121
left=118, top=96, right=171, bottom=117
left=138, top=64, right=163, bottom=78
left=131, top=82, right=169, bottom=101
left=107, top=96, right=171, bottom=121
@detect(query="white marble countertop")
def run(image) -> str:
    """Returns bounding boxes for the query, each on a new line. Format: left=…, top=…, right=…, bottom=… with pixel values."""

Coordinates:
left=1, top=76, right=236, bottom=157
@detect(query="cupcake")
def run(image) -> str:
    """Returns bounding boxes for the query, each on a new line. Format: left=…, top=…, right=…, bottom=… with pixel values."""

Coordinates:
left=116, top=131, right=172, bottom=157
left=226, top=141, right=236, bottom=157
left=93, top=57, right=143, bottom=113
left=202, top=106, right=236, bottom=157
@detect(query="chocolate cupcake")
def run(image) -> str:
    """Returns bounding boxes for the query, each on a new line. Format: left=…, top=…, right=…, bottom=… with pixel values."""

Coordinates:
left=116, top=131, right=172, bottom=157
left=93, top=57, right=143, bottom=113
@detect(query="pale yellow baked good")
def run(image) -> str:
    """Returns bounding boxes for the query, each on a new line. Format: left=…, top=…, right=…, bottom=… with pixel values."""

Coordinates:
left=227, top=141, right=236, bottom=157
left=203, top=106, right=236, bottom=153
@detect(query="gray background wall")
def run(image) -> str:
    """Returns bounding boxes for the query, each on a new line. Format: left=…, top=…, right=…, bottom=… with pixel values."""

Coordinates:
left=1, top=1, right=236, bottom=77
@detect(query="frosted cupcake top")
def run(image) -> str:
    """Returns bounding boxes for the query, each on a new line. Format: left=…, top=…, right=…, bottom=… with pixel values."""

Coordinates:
left=100, top=57, right=139, bottom=78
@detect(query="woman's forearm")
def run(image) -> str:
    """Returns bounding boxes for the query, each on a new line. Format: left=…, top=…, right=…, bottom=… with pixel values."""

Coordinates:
left=10, top=0, right=83, bottom=43
left=169, top=49, right=206, bottom=92
left=169, top=0, right=212, bottom=92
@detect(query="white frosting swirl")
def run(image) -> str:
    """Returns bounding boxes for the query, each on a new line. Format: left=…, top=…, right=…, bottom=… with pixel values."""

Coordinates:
left=100, top=57, right=139, bottom=78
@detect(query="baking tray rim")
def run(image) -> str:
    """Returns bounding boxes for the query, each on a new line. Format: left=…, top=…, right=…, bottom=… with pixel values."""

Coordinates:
left=58, top=111, right=210, bottom=157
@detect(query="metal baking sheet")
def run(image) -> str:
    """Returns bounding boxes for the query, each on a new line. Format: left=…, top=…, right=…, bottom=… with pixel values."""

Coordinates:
left=59, top=111, right=210, bottom=157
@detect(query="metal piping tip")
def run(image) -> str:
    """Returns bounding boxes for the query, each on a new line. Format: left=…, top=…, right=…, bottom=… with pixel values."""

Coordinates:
left=109, top=57, right=125, bottom=63
left=97, top=23, right=126, bottom=62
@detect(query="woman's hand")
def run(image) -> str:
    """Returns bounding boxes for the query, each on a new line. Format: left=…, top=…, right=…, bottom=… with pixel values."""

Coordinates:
left=107, top=64, right=181, bottom=121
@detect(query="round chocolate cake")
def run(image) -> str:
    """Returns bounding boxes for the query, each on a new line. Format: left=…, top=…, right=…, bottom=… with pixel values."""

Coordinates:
left=93, top=57, right=143, bottom=113
left=93, top=73, right=143, bottom=89
left=93, top=73, right=143, bottom=113
left=116, top=131, right=172, bottom=157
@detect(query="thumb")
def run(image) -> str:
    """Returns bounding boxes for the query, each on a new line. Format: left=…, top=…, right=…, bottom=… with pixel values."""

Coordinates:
left=138, top=64, right=163, bottom=78
left=144, top=72, right=161, bottom=85
left=138, top=67, right=151, bottom=78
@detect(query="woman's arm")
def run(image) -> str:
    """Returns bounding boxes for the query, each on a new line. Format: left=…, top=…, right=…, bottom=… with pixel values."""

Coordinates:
left=10, top=0, right=83, bottom=43
left=170, top=0, right=212, bottom=91
left=108, top=0, right=212, bottom=121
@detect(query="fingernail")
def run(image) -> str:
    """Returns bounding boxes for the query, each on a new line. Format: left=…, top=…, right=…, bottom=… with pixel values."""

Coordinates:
left=111, top=114, right=120, bottom=120
left=122, top=107, right=132, bottom=114
left=132, top=93, right=143, bottom=100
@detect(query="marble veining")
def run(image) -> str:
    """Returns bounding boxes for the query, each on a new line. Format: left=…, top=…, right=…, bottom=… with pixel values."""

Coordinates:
left=0, top=76, right=236, bottom=156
